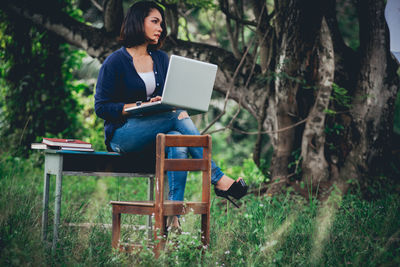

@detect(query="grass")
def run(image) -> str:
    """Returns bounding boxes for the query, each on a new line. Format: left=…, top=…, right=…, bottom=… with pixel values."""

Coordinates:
left=0, top=151, right=400, bottom=266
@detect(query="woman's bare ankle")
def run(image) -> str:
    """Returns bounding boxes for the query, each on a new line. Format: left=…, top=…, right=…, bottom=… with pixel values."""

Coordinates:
left=215, top=175, right=235, bottom=191
left=167, top=215, right=180, bottom=228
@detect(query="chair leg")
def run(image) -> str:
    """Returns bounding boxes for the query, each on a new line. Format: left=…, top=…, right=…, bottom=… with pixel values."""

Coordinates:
left=112, top=206, right=121, bottom=250
left=201, top=213, right=210, bottom=247
left=153, top=215, right=167, bottom=257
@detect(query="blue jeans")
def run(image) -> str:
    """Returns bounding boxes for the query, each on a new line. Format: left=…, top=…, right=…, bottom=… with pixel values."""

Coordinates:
left=110, top=110, right=224, bottom=201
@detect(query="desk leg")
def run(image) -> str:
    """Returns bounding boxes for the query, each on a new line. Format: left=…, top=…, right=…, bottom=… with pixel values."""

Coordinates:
left=42, top=173, right=51, bottom=241
left=147, top=176, right=154, bottom=241
left=52, top=170, right=63, bottom=252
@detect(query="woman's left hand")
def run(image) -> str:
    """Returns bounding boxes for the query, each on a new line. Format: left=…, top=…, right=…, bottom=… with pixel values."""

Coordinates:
left=149, top=96, right=162, bottom=102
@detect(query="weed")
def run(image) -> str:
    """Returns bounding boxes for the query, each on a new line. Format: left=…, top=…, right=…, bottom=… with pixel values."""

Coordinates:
left=1, top=151, right=399, bottom=266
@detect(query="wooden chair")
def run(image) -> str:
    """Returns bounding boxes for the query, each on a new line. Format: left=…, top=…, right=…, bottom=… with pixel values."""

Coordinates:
left=110, top=133, right=212, bottom=256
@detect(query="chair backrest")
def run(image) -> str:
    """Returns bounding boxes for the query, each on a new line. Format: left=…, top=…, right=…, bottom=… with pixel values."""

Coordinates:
left=155, top=133, right=212, bottom=207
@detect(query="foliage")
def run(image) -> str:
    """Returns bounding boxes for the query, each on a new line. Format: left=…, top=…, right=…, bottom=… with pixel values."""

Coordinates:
left=161, top=0, right=216, bottom=9
left=330, top=82, right=352, bottom=111
left=394, top=92, right=400, bottom=134
left=1, top=150, right=399, bottom=266
left=62, top=0, right=85, bottom=22
left=336, top=0, right=360, bottom=50
left=0, top=11, right=83, bottom=156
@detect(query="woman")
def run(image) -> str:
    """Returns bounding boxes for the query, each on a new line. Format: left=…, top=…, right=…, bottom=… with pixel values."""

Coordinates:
left=95, top=1, right=247, bottom=229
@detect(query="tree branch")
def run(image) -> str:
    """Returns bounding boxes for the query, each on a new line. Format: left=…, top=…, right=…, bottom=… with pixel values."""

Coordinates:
left=159, top=1, right=179, bottom=38
left=2, top=1, right=118, bottom=60
left=90, top=0, right=103, bottom=12
left=200, top=4, right=268, bottom=134
left=218, top=0, right=258, bottom=27
left=103, top=0, right=123, bottom=34
left=324, top=0, right=358, bottom=90
left=208, top=117, right=308, bottom=135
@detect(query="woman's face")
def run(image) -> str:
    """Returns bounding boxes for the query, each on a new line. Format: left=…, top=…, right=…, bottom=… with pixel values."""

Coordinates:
left=143, top=9, right=163, bottom=45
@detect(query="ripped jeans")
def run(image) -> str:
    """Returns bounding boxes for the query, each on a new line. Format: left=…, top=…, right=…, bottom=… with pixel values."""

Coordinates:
left=110, top=110, right=224, bottom=201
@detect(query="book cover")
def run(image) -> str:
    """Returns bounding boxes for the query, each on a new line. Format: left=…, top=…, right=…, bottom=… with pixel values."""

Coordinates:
left=31, top=143, right=95, bottom=152
left=60, top=147, right=94, bottom=152
left=42, top=138, right=92, bottom=148
left=31, top=143, right=54, bottom=150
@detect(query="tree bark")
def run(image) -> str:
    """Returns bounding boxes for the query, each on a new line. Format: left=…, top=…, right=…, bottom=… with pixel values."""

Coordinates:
left=266, top=0, right=324, bottom=194
left=300, top=18, right=334, bottom=186
left=103, top=0, right=123, bottom=34
left=338, top=0, right=399, bottom=189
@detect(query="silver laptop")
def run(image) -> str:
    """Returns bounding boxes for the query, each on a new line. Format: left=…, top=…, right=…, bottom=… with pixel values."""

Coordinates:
left=124, top=55, right=218, bottom=115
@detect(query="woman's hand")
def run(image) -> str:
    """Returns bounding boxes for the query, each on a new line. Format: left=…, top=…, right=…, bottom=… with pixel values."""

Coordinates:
left=149, top=96, right=162, bottom=102
left=122, top=96, right=162, bottom=116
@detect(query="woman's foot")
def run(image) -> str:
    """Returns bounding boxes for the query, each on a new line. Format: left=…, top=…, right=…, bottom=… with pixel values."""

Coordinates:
left=214, top=175, right=248, bottom=208
left=166, top=216, right=181, bottom=234
left=215, top=175, right=236, bottom=191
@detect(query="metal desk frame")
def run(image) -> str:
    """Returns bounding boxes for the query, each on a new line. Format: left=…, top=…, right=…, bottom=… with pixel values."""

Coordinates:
left=41, top=150, right=155, bottom=251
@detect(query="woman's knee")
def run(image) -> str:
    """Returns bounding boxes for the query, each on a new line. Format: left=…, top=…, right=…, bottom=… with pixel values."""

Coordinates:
left=166, top=131, right=188, bottom=158
left=174, top=111, right=200, bottom=135
left=177, top=110, right=189, bottom=120
left=167, top=146, right=188, bottom=159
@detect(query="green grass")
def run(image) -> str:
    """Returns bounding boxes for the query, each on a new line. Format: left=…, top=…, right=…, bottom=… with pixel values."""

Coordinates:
left=1, top=152, right=399, bottom=266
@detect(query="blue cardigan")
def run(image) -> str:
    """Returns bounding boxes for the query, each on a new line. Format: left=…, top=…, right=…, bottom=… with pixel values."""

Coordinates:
left=95, top=47, right=169, bottom=150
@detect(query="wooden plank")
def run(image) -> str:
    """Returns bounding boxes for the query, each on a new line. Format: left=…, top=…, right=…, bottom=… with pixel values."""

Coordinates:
left=112, top=206, right=121, bottom=249
left=118, top=205, right=154, bottom=215
left=202, top=135, right=212, bottom=203
left=163, top=201, right=208, bottom=215
left=154, top=134, right=167, bottom=258
left=65, top=222, right=150, bottom=231
left=147, top=177, right=154, bottom=240
left=202, top=135, right=211, bottom=247
left=110, top=200, right=155, bottom=207
left=164, top=135, right=209, bottom=147
left=154, top=134, right=166, bottom=258
left=164, top=159, right=208, bottom=171
left=201, top=213, right=210, bottom=246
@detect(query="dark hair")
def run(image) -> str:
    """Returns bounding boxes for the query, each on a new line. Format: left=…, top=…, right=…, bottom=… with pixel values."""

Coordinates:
left=119, top=1, right=167, bottom=50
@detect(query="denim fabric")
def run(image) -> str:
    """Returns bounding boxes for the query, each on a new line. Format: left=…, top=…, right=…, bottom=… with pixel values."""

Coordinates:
left=110, top=110, right=224, bottom=201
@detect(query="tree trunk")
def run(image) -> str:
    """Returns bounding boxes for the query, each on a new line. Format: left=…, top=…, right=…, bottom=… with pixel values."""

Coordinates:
left=103, top=0, right=123, bottom=34
left=300, top=18, right=334, bottom=186
left=338, top=0, right=399, bottom=191
left=266, top=0, right=324, bottom=194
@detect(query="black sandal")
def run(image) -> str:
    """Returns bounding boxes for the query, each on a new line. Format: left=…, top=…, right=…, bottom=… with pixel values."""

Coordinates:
left=214, top=179, right=248, bottom=208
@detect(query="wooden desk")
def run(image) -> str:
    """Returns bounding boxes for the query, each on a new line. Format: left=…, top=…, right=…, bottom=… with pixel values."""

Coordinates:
left=41, top=150, right=155, bottom=251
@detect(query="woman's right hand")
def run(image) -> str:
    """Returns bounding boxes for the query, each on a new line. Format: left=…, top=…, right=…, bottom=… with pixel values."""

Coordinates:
left=122, top=103, right=136, bottom=116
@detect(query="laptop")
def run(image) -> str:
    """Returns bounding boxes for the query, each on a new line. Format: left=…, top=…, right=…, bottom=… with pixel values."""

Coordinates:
left=124, top=55, right=218, bottom=115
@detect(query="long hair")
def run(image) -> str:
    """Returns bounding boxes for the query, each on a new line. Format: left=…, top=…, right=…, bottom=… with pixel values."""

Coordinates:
left=119, top=1, right=167, bottom=50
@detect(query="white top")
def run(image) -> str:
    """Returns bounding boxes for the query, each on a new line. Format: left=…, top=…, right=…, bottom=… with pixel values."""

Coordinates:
left=137, top=71, right=156, bottom=99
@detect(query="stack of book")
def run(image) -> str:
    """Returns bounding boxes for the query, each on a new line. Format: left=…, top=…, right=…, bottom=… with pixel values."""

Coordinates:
left=31, top=138, right=94, bottom=152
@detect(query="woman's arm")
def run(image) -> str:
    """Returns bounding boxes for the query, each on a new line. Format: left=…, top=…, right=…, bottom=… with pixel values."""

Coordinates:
left=94, top=62, right=126, bottom=122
